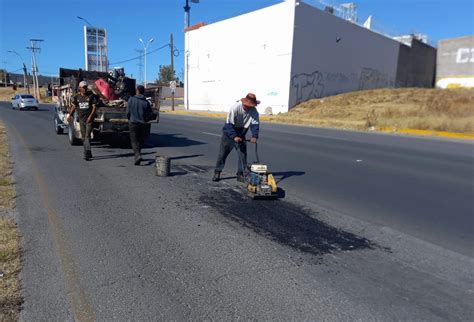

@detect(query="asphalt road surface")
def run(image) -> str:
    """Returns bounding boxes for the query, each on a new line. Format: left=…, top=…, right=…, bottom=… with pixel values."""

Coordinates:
left=1, top=102, right=473, bottom=320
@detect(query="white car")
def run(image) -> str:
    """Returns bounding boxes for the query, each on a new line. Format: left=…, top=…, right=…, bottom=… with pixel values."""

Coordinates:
left=11, top=94, right=39, bottom=110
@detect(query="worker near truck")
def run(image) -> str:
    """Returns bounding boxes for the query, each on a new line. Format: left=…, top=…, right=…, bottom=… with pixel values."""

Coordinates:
left=126, top=85, right=153, bottom=165
left=68, top=80, right=98, bottom=161
left=212, top=93, right=260, bottom=182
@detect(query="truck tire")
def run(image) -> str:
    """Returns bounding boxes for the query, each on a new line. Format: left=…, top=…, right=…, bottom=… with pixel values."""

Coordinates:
left=54, top=117, right=64, bottom=134
left=68, top=122, right=81, bottom=146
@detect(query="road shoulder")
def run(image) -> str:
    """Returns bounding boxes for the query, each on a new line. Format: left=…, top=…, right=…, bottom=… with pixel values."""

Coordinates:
left=0, top=120, right=22, bottom=321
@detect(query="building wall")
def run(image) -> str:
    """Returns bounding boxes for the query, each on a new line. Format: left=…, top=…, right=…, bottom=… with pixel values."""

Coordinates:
left=436, top=35, right=474, bottom=88
left=289, top=2, right=400, bottom=107
left=185, top=1, right=296, bottom=114
left=395, top=39, right=437, bottom=88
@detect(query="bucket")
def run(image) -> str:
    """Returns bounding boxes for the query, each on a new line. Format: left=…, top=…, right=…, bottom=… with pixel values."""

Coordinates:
left=155, top=155, right=170, bottom=177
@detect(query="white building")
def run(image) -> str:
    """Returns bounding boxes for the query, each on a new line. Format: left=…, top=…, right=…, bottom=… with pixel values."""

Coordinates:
left=436, top=35, right=474, bottom=89
left=184, top=0, right=435, bottom=114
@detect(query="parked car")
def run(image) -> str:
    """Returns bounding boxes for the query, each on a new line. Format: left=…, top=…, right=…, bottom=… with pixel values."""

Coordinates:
left=11, top=94, right=39, bottom=110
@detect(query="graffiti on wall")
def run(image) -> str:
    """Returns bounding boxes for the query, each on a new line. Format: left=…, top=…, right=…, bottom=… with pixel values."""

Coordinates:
left=290, top=71, right=325, bottom=105
left=358, top=67, right=395, bottom=90
left=290, top=68, right=396, bottom=105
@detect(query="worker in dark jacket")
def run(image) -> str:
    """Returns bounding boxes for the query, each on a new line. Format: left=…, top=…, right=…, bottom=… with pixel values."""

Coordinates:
left=212, top=93, right=260, bottom=182
left=126, top=85, right=152, bottom=165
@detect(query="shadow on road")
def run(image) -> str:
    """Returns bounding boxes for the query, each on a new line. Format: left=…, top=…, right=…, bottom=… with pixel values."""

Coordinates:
left=220, top=175, right=237, bottom=181
left=272, top=171, right=306, bottom=183
left=92, top=151, right=155, bottom=161
left=169, top=154, right=203, bottom=161
left=147, top=133, right=206, bottom=148
left=89, top=133, right=205, bottom=150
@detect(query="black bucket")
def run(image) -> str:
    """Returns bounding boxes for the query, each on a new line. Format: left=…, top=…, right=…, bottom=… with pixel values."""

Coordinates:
left=155, top=156, right=170, bottom=177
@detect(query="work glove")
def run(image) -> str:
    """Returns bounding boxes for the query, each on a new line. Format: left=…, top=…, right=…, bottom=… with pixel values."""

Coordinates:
left=250, top=137, right=257, bottom=144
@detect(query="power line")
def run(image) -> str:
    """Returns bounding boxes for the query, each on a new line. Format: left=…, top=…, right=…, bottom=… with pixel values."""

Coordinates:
left=109, top=43, right=170, bottom=65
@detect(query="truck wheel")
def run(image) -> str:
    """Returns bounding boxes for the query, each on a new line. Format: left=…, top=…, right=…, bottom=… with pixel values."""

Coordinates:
left=54, top=117, right=64, bottom=134
left=68, top=123, right=81, bottom=145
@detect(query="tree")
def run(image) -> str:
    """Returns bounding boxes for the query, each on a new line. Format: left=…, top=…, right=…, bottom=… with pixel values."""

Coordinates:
left=157, top=65, right=179, bottom=86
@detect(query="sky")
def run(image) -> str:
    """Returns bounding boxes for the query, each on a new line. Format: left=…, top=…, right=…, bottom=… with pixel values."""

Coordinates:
left=1, top=0, right=473, bottom=83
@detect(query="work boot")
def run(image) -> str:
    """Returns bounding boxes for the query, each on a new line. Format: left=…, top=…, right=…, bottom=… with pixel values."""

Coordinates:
left=134, top=155, right=142, bottom=166
left=212, top=171, right=221, bottom=182
left=84, top=152, right=92, bottom=161
left=236, top=172, right=245, bottom=183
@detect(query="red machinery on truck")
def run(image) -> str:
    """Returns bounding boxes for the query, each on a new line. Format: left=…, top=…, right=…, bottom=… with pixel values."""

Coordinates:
left=52, top=67, right=160, bottom=145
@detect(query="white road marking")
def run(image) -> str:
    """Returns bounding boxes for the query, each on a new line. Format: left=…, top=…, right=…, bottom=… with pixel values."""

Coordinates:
left=202, top=132, right=221, bottom=137
left=356, top=159, right=363, bottom=162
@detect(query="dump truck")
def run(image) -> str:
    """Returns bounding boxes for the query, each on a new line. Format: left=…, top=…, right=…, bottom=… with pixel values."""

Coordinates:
left=52, top=68, right=160, bottom=145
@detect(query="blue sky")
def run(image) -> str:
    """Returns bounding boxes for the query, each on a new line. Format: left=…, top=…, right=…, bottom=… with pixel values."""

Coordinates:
left=1, top=0, right=473, bottom=83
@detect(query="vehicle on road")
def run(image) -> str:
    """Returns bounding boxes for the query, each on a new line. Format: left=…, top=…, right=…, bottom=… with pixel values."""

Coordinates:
left=11, top=94, right=39, bottom=111
left=52, top=68, right=160, bottom=144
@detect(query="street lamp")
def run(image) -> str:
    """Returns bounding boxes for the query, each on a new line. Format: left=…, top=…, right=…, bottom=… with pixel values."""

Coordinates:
left=7, top=50, right=29, bottom=93
left=184, top=0, right=200, bottom=29
left=139, top=37, right=154, bottom=88
left=77, top=16, right=102, bottom=72
left=184, top=0, right=199, bottom=110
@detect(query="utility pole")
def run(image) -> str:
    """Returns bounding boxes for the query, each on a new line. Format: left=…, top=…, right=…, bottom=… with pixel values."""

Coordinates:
left=170, top=33, right=175, bottom=111
left=1, top=62, right=6, bottom=88
left=27, top=39, right=43, bottom=100
left=8, top=50, right=30, bottom=94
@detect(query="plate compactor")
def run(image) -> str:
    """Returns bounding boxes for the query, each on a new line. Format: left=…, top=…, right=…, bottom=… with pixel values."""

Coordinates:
left=237, top=141, right=281, bottom=200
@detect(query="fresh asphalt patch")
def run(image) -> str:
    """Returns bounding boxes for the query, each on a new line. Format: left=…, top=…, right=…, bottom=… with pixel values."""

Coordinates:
left=199, top=187, right=378, bottom=257
left=169, top=162, right=380, bottom=258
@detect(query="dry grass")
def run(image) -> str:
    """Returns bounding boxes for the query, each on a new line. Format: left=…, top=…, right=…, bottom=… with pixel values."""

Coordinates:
left=270, top=88, right=474, bottom=134
left=0, top=88, right=17, bottom=103
left=0, top=124, right=15, bottom=209
left=0, top=218, right=22, bottom=321
left=0, top=121, right=22, bottom=321
left=0, top=87, right=51, bottom=103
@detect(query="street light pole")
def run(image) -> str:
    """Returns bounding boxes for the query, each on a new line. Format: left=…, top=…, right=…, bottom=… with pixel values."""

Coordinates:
left=8, top=50, right=29, bottom=93
left=139, top=37, right=154, bottom=88
left=184, top=0, right=199, bottom=110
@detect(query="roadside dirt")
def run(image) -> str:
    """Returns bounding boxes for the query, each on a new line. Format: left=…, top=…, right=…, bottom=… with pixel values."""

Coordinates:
left=0, top=121, right=22, bottom=321
left=272, top=88, right=474, bottom=134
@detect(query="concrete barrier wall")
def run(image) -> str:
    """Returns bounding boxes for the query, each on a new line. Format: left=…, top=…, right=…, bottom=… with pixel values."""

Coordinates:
left=436, top=35, right=474, bottom=88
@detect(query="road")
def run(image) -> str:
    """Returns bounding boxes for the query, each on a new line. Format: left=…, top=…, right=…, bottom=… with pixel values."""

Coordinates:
left=1, top=102, right=473, bottom=320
